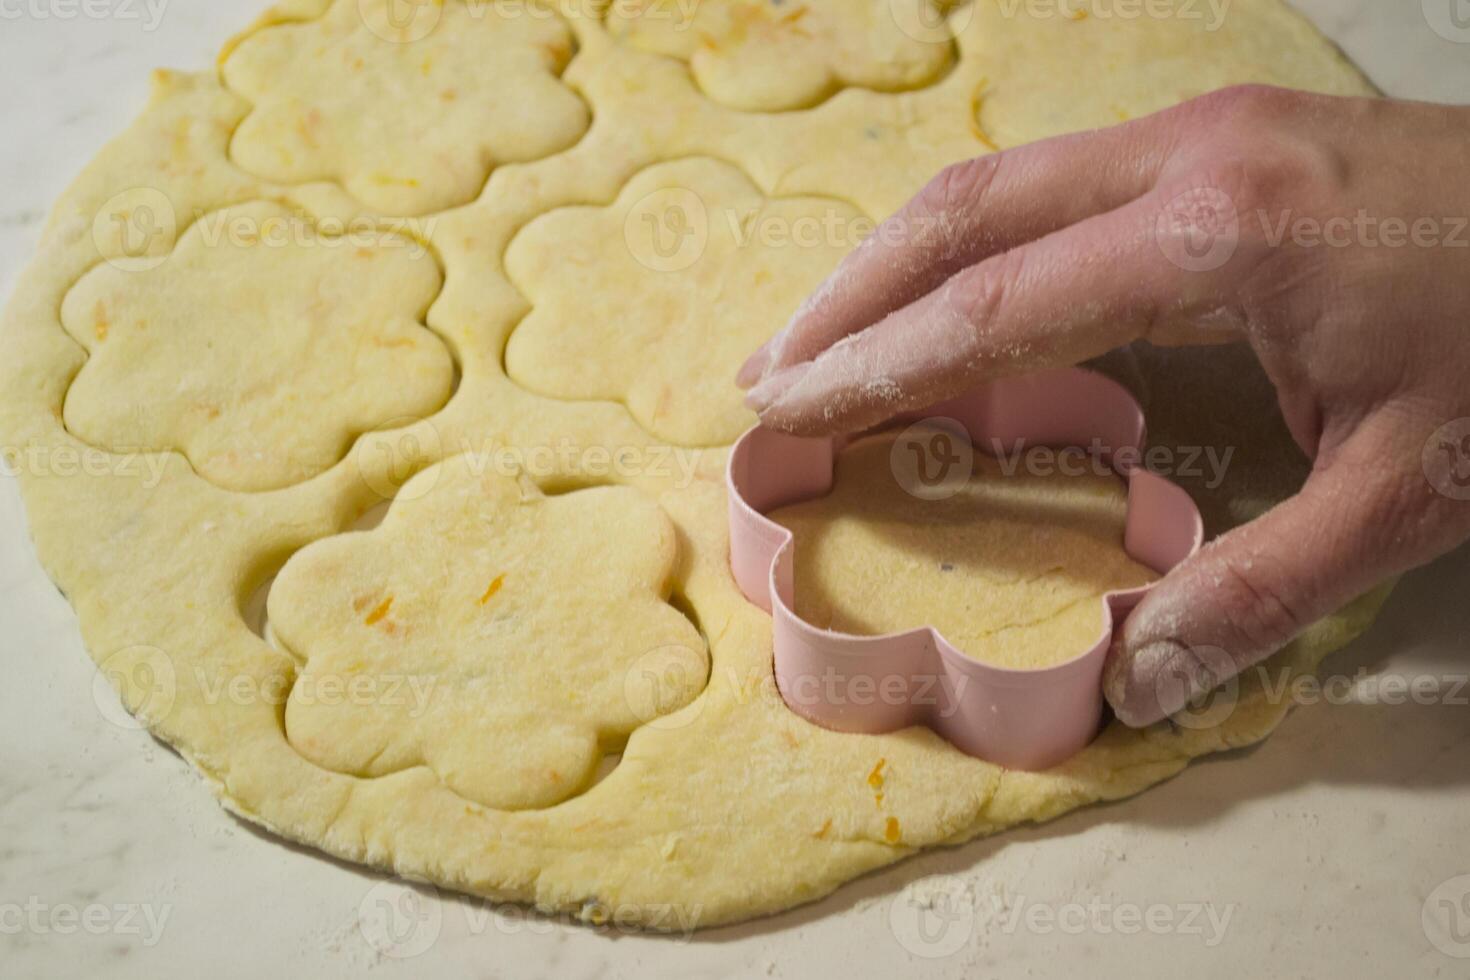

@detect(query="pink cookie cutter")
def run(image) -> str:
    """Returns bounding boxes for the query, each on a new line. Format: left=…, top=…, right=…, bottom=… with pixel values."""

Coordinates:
left=726, top=367, right=1204, bottom=770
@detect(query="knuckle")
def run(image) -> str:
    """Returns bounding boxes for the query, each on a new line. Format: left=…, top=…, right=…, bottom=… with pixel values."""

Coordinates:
left=1166, top=145, right=1325, bottom=240
left=1172, top=91, right=1344, bottom=213
left=1212, top=554, right=1307, bottom=657
left=944, top=258, right=1013, bottom=332
left=918, top=155, right=1006, bottom=223
left=1194, top=84, right=1304, bottom=126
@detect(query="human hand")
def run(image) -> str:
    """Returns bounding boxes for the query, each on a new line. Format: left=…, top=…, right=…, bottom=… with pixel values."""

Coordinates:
left=736, top=85, right=1470, bottom=727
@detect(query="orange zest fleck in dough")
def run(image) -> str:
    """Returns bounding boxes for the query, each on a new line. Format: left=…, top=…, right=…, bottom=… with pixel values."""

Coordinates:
left=866, top=758, right=886, bottom=790
left=815, top=818, right=833, bottom=839
left=364, top=596, right=393, bottom=626
left=539, top=40, right=571, bottom=62
left=884, top=816, right=901, bottom=844
left=652, top=384, right=674, bottom=420
left=478, top=574, right=506, bottom=605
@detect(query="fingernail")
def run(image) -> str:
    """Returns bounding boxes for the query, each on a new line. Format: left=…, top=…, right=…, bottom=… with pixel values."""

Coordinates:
left=736, top=341, right=774, bottom=389
left=744, top=362, right=811, bottom=413
left=1105, top=639, right=1193, bottom=727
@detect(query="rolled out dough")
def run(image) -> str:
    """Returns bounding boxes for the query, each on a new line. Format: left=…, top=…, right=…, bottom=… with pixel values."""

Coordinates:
left=0, top=0, right=1387, bottom=930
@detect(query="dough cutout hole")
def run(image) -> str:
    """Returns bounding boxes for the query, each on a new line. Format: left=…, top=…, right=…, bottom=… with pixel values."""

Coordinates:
left=770, top=432, right=1158, bottom=670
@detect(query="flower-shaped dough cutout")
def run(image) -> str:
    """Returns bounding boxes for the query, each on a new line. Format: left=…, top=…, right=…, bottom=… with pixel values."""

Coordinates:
left=267, top=455, right=710, bottom=810
left=605, top=0, right=956, bottom=112
left=222, top=0, right=590, bottom=215
left=505, top=158, right=865, bottom=446
left=60, top=201, right=452, bottom=492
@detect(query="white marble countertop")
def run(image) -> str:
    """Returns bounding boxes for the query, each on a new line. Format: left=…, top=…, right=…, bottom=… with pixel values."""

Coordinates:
left=1, top=3, right=1468, bottom=978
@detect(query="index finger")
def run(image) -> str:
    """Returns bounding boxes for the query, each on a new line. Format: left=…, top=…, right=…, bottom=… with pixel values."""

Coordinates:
left=737, top=119, right=1179, bottom=388
left=748, top=178, right=1254, bottom=436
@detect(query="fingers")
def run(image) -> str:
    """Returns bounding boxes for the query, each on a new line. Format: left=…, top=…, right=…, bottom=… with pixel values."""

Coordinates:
left=737, top=122, right=1178, bottom=390
left=1104, top=410, right=1464, bottom=727
left=746, top=183, right=1242, bottom=436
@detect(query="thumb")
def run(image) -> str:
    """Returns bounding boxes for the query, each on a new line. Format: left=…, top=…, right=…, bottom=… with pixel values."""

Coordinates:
left=1104, top=412, right=1455, bottom=727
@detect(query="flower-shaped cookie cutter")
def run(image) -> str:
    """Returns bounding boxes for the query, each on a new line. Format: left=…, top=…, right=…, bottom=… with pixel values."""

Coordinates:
left=726, top=367, right=1204, bottom=769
